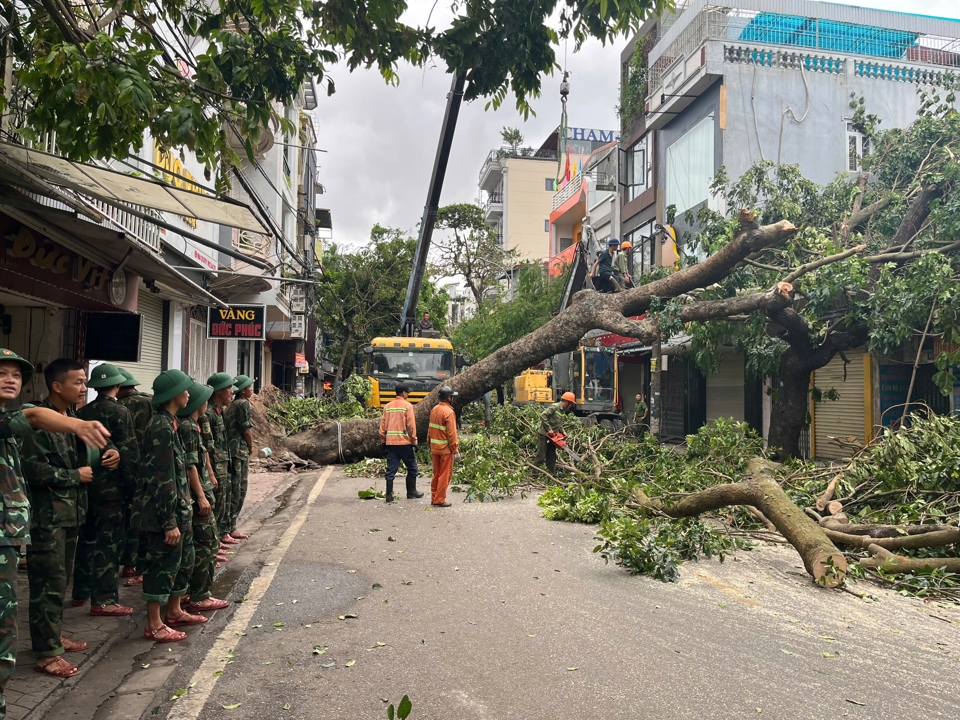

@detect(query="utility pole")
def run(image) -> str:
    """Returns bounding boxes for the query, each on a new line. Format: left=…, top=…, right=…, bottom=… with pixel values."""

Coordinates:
left=649, top=322, right=662, bottom=440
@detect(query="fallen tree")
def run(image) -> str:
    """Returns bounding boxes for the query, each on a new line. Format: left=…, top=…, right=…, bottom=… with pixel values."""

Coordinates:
left=286, top=210, right=799, bottom=464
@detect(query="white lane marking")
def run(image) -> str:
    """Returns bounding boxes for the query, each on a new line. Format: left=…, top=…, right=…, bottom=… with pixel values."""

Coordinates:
left=167, top=466, right=333, bottom=719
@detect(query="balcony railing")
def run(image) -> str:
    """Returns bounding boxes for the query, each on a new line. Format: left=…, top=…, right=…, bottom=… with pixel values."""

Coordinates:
left=234, top=228, right=271, bottom=259
left=479, top=147, right=559, bottom=184
left=484, top=191, right=503, bottom=215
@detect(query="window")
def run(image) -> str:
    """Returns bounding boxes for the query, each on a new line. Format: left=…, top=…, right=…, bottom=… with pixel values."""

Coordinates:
left=623, top=221, right=656, bottom=277
left=623, top=134, right=651, bottom=202
left=545, top=178, right=556, bottom=191
left=544, top=219, right=550, bottom=233
left=846, top=121, right=869, bottom=172
left=665, top=115, right=714, bottom=215
left=188, top=318, right=218, bottom=382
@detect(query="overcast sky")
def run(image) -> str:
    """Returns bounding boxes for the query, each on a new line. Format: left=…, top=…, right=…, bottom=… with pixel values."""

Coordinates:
left=313, top=0, right=960, bottom=248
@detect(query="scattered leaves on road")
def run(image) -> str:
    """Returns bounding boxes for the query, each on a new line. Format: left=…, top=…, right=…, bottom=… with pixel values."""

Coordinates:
left=388, top=536, right=396, bottom=542
left=346, top=660, right=356, bottom=667
left=312, top=646, right=328, bottom=655
left=273, top=621, right=285, bottom=627
left=171, top=689, right=187, bottom=700
left=780, top=649, right=793, bottom=655
left=222, top=703, right=242, bottom=710
left=566, top=667, right=578, bottom=671
left=141, top=663, right=150, bottom=669
left=283, top=703, right=291, bottom=710
left=822, top=652, right=836, bottom=658
left=338, top=613, right=358, bottom=620
left=320, top=662, right=335, bottom=668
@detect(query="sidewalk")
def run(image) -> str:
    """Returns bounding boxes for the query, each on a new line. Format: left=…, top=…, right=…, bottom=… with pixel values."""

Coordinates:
left=4, top=470, right=302, bottom=720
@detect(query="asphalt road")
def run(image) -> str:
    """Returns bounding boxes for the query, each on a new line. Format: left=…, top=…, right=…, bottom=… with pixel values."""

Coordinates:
left=150, top=468, right=960, bottom=720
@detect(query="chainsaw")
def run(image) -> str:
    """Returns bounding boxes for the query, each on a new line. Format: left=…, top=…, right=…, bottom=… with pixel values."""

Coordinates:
left=546, top=431, right=581, bottom=463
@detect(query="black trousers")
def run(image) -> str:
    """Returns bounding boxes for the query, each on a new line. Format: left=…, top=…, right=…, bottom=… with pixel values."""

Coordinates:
left=385, top=445, right=419, bottom=497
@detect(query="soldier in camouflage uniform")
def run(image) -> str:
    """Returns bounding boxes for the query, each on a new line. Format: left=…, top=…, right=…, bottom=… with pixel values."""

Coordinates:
left=118, top=369, right=152, bottom=581
left=195, top=410, right=225, bottom=566
left=138, top=370, right=206, bottom=643
left=204, top=373, right=234, bottom=549
left=73, top=364, right=139, bottom=616
left=178, top=383, right=229, bottom=612
left=0, top=349, right=110, bottom=713
left=22, top=358, right=121, bottom=677
left=223, top=375, right=254, bottom=540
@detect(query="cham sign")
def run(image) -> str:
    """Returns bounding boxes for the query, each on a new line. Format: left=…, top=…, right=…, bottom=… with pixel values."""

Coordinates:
left=207, top=304, right=266, bottom=340
left=564, top=127, right=620, bottom=143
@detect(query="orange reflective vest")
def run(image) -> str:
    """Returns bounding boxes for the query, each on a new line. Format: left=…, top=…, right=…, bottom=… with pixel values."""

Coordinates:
left=427, top=401, right=458, bottom=456
left=379, top=397, right=417, bottom=446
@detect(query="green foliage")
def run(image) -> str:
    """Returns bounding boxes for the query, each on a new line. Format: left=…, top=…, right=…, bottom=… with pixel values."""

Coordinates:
left=617, top=35, right=647, bottom=132
left=268, top=377, right=375, bottom=435
left=433, top=204, right=518, bottom=308
left=453, top=263, right=566, bottom=362
left=685, top=417, right=766, bottom=469
left=315, top=226, right=449, bottom=381
left=9, top=0, right=670, bottom=173
left=500, top=127, right=525, bottom=151
left=387, top=695, right=412, bottom=720
left=538, top=485, right=613, bottom=524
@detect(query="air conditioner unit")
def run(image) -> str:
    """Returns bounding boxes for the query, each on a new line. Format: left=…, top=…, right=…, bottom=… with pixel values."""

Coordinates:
left=291, top=314, right=306, bottom=339
left=290, top=284, right=306, bottom=312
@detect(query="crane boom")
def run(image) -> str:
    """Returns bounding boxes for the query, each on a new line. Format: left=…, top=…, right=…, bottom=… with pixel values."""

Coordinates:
left=399, top=72, right=466, bottom=336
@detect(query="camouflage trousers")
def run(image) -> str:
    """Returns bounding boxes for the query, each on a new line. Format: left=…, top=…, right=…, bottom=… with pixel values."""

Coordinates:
left=0, top=546, right=20, bottom=720
left=228, top=455, right=249, bottom=534
left=212, top=461, right=231, bottom=536
left=121, top=504, right=139, bottom=570
left=27, top=525, right=79, bottom=658
left=72, top=503, right=124, bottom=605
left=140, top=525, right=195, bottom=604
left=189, top=521, right=218, bottom=602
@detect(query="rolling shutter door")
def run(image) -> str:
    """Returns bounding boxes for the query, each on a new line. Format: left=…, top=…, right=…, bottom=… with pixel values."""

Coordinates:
left=813, top=353, right=865, bottom=461
left=706, top=353, right=745, bottom=423
left=122, top=285, right=164, bottom=392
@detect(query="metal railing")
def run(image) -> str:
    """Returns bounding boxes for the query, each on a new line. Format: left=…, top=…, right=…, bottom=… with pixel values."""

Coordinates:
left=478, top=147, right=559, bottom=184
left=234, top=229, right=271, bottom=259
left=483, top=191, right=503, bottom=214
left=552, top=174, right=583, bottom=210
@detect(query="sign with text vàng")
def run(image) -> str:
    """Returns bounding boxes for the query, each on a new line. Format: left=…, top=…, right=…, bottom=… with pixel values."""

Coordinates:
left=207, top=304, right=266, bottom=341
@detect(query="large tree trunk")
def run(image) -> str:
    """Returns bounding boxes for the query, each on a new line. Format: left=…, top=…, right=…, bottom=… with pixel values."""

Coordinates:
left=634, top=458, right=847, bottom=587
left=286, top=211, right=798, bottom=465
left=767, top=347, right=814, bottom=460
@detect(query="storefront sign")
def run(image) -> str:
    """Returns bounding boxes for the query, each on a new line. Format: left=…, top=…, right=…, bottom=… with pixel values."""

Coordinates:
left=154, top=146, right=204, bottom=228
left=295, top=352, right=308, bottom=369
left=207, top=304, right=265, bottom=340
left=0, top=216, right=138, bottom=312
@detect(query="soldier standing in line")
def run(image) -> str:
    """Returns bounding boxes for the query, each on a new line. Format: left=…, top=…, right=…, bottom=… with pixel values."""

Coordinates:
left=138, top=370, right=206, bottom=644
left=202, top=373, right=234, bottom=555
left=117, top=369, right=152, bottom=584
left=72, top=364, right=139, bottom=617
left=196, top=400, right=227, bottom=568
left=177, top=383, right=229, bottom=612
left=223, top=375, right=254, bottom=541
left=22, top=358, right=121, bottom=678
left=0, top=349, right=109, bottom=714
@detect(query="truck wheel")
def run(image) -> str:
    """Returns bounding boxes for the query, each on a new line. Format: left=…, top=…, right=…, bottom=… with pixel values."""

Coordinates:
left=598, top=419, right=615, bottom=433
left=612, top=418, right=626, bottom=432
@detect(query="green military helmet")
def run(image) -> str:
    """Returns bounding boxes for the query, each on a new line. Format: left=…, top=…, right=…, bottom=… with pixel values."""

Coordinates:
left=151, top=369, right=193, bottom=405
left=207, top=372, right=236, bottom=392
left=178, top=382, right=214, bottom=417
left=0, top=348, right=34, bottom=383
left=118, top=368, right=140, bottom=387
left=87, top=363, right=127, bottom=389
left=234, top=374, right=254, bottom=392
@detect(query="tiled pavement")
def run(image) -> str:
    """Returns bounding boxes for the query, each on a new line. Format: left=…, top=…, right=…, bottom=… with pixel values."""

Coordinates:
left=4, top=470, right=301, bottom=720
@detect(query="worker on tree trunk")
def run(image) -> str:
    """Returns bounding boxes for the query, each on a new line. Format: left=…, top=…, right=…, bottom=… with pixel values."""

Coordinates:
left=427, top=387, right=459, bottom=507
left=536, top=393, right=577, bottom=474
left=378, top=382, right=422, bottom=503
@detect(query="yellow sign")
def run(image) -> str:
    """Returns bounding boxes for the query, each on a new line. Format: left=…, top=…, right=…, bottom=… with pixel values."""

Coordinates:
left=153, top=146, right=204, bottom=228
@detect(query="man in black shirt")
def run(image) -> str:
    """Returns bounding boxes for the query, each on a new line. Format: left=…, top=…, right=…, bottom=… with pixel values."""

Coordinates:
left=590, top=238, right=623, bottom=293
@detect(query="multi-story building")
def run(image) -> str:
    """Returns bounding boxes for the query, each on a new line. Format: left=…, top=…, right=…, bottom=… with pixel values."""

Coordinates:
left=631, top=0, right=960, bottom=452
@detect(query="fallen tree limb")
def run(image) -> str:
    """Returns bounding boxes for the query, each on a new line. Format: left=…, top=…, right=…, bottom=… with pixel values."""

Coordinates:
left=861, top=544, right=960, bottom=574
left=286, top=211, right=798, bottom=465
left=823, top=527, right=960, bottom=551
left=634, top=458, right=846, bottom=587
left=819, top=518, right=955, bottom=537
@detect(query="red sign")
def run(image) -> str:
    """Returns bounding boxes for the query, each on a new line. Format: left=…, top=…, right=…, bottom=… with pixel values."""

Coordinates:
left=295, top=352, right=308, bottom=369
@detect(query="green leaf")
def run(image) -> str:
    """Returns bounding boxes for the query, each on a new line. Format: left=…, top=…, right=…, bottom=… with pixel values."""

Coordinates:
left=222, top=703, right=242, bottom=710
left=312, top=646, right=327, bottom=655
left=345, top=659, right=356, bottom=667
left=320, top=662, right=335, bottom=668
left=397, top=695, right=412, bottom=719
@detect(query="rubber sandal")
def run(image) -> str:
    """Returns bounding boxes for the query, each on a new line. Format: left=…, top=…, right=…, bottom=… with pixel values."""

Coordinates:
left=143, top=624, right=187, bottom=643
left=164, top=612, right=208, bottom=627
left=91, top=604, right=135, bottom=617
left=124, top=575, right=143, bottom=587
left=61, top=636, right=88, bottom=652
left=121, top=567, right=139, bottom=578
left=35, top=656, right=79, bottom=678
left=189, top=598, right=229, bottom=611
left=230, top=532, right=249, bottom=540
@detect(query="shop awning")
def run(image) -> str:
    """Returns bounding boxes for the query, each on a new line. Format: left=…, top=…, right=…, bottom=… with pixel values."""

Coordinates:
left=0, top=197, right=227, bottom=308
left=0, top=142, right=270, bottom=234
left=209, top=272, right=273, bottom=300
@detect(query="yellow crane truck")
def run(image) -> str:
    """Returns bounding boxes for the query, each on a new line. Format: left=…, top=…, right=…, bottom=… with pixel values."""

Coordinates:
left=363, top=336, right=456, bottom=408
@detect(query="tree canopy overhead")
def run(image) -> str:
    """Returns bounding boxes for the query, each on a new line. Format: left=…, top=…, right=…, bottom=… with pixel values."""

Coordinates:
left=4, top=0, right=671, bottom=183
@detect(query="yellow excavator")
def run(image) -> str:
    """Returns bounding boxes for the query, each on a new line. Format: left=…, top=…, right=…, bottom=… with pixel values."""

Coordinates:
left=363, top=335, right=456, bottom=408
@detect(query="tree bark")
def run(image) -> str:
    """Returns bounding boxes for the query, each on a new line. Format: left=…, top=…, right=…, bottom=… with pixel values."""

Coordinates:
left=861, top=544, right=960, bottom=574
left=634, top=458, right=847, bottom=587
left=823, top=527, right=960, bottom=551
left=287, top=211, right=798, bottom=465
left=818, top=519, right=955, bottom=538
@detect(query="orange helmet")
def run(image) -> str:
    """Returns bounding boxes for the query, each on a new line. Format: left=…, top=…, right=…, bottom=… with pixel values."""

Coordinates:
left=561, top=392, right=576, bottom=403
left=620, top=241, right=633, bottom=250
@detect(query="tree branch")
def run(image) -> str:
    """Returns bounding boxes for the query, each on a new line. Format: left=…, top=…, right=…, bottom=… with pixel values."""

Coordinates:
left=783, top=245, right=866, bottom=284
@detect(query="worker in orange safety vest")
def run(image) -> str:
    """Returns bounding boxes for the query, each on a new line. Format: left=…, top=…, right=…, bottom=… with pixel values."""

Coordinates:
left=378, top=383, right=422, bottom=503
left=427, top=386, right=459, bottom=507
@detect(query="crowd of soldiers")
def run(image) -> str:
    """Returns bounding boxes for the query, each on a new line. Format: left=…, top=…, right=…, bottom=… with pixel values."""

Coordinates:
left=0, top=348, right=256, bottom=719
